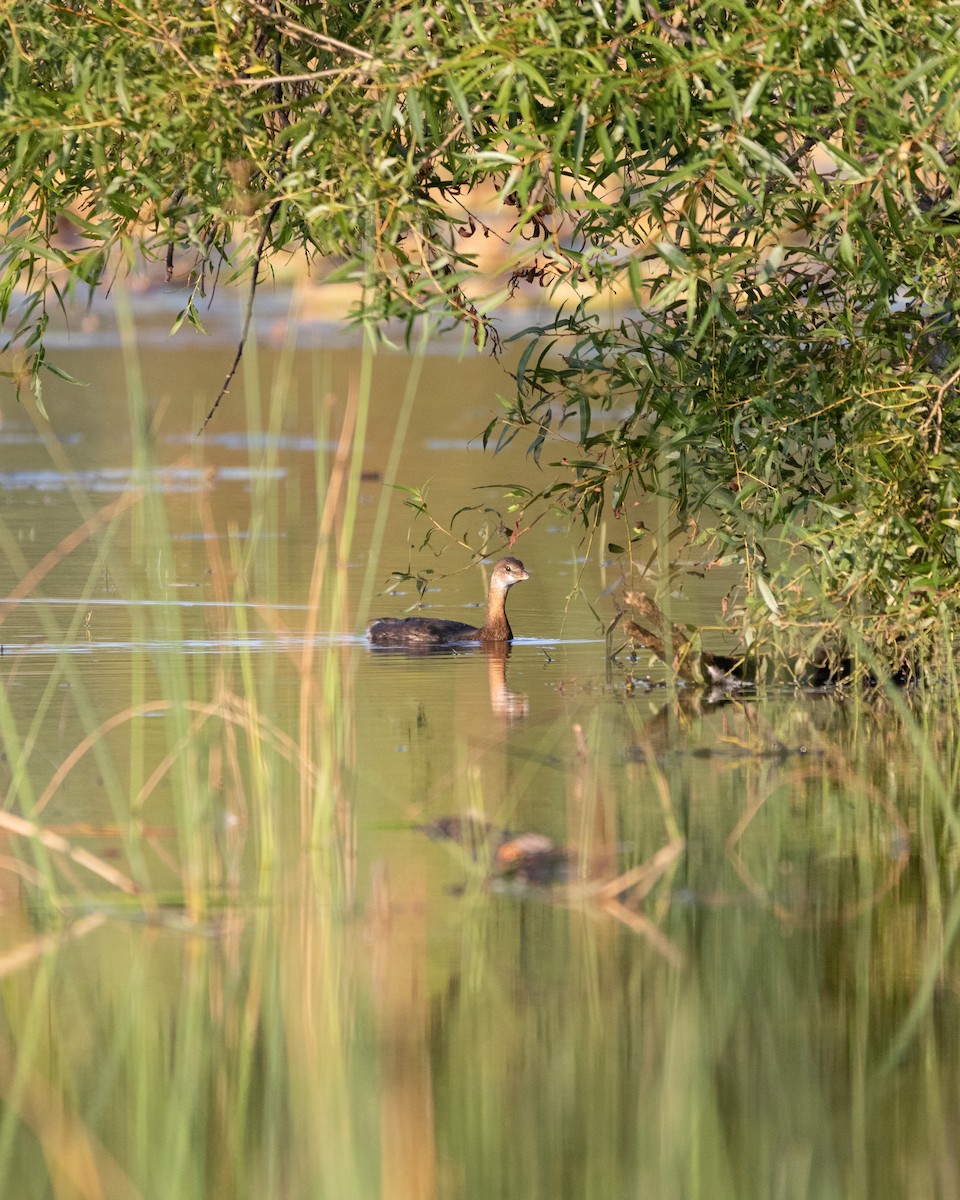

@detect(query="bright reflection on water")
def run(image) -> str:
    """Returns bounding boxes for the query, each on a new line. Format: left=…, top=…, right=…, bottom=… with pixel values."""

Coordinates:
left=0, top=296, right=957, bottom=1199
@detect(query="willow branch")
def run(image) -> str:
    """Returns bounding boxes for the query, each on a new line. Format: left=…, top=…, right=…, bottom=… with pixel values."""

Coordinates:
left=198, top=199, right=281, bottom=432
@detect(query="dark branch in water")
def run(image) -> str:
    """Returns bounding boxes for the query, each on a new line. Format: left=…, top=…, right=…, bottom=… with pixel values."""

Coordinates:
left=621, top=593, right=919, bottom=690
left=621, top=593, right=746, bottom=687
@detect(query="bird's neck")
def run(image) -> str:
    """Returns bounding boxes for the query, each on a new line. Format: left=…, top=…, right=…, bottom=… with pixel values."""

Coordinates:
left=480, top=584, right=512, bottom=641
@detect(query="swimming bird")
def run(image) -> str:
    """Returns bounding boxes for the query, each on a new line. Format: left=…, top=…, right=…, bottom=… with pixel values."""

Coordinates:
left=368, top=557, right=529, bottom=645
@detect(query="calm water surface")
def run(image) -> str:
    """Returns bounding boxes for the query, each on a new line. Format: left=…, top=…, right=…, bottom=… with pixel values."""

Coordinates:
left=0, top=294, right=956, bottom=1199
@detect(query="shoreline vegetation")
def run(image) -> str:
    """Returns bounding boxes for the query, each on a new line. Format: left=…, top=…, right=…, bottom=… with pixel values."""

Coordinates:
left=2, top=2, right=960, bottom=664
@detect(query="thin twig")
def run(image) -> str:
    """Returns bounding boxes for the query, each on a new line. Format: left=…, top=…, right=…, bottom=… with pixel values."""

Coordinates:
left=199, top=199, right=281, bottom=432
left=920, top=360, right=960, bottom=455
left=644, top=0, right=700, bottom=45
left=220, top=66, right=366, bottom=87
left=239, top=0, right=374, bottom=58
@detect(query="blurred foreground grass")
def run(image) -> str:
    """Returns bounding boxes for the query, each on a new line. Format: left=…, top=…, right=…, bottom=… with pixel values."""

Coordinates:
left=0, top=307, right=958, bottom=1198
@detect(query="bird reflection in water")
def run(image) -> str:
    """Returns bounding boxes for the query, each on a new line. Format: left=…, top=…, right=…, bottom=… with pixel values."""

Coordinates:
left=367, top=640, right=528, bottom=720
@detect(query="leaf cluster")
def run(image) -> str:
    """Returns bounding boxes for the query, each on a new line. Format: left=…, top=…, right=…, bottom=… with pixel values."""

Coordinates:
left=3, top=1, right=960, bottom=645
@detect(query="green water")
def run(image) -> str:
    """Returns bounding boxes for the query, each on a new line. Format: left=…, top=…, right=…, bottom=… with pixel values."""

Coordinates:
left=0, top=293, right=956, bottom=1199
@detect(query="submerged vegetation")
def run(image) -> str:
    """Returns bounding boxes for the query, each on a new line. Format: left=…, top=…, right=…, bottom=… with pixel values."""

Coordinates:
left=3, top=1, right=960, bottom=650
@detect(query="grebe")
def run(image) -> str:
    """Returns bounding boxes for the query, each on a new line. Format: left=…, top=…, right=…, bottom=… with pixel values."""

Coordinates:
left=368, top=558, right=529, bottom=645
